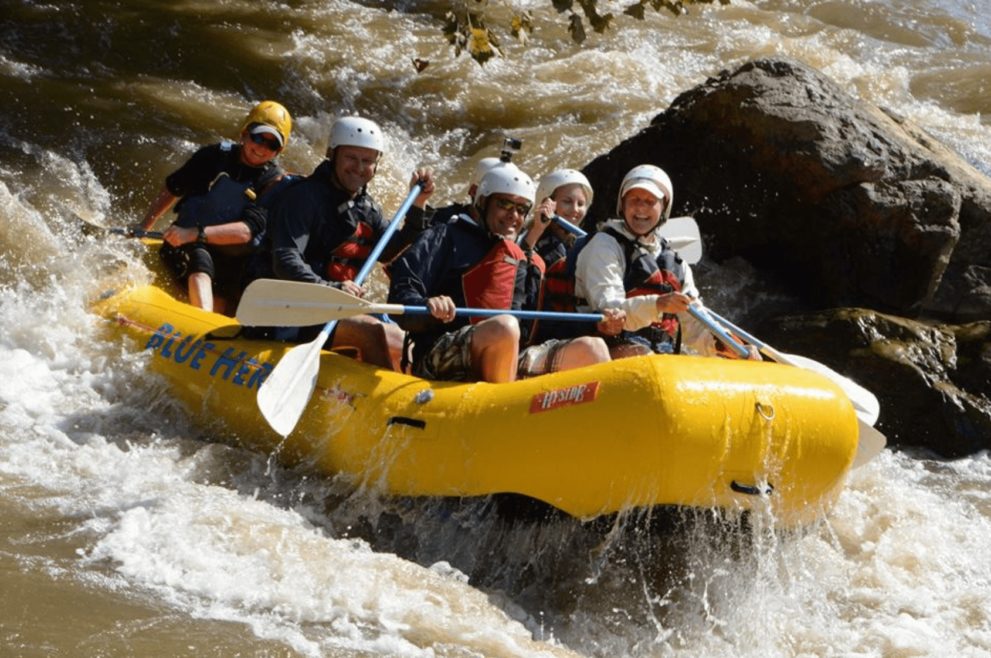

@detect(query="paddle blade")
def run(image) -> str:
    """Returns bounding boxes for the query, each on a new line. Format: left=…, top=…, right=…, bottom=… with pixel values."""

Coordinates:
left=237, top=279, right=375, bottom=327
left=852, top=420, right=887, bottom=469
left=257, top=336, right=325, bottom=437
left=660, top=216, right=702, bottom=264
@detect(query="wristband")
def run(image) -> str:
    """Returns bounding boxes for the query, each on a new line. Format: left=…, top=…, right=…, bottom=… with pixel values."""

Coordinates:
left=196, top=225, right=207, bottom=245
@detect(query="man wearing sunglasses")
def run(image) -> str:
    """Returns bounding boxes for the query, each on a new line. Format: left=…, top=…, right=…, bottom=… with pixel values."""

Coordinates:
left=388, top=163, right=610, bottom=383
left=138, top=100, right=292, bottom=315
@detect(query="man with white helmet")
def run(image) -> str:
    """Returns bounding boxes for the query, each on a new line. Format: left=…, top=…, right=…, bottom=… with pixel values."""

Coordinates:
left=389, top=163, right=614, bottom=382
left=139, top=100, right=293, bottom=314
left=389, top=163, right=542, bottom=382
left=428, top=155, right=502, bottom=226
left=575, top=164, right=760, bottom=360
left=257, top=114, right=436, bottom=370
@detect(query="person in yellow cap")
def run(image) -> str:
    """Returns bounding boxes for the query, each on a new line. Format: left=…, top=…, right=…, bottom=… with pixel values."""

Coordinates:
left=138, top=100, right=293, bottom=314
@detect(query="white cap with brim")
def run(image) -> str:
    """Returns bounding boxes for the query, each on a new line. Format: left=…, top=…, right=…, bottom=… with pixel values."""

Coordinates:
left=620, top=179, right=665, bottom=203
left=249, top=123, right=284, bottom=148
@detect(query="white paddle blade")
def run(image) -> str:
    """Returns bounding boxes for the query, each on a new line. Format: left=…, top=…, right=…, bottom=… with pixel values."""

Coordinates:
left=852, top=420, right=887, bottom=469
left=660, top=216, right=703, bottom=264
left=776, top=351, right=881, bottom=426
left=257, top=337, right=324, bottom=437
left=237, top=279, right=374, bottom=327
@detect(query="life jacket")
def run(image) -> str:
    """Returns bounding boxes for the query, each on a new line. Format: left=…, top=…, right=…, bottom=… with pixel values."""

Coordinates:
left=601, top=225, right=686, bottom=344
left=175, top=169, right=279, bottom=230
left=539, top=257, right=576, bottom=314
left=324, top=195, right=382, bottom=282
left=461, top=238, right=526, bottom=324
left=326, top=220, right=375, bottom=282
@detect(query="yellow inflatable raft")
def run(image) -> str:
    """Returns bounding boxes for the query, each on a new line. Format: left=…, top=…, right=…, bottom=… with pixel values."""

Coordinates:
left=93, top=284, right=859, bottom=526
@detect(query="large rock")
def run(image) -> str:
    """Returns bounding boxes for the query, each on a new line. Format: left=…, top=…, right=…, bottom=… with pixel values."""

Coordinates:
left=583, top=57, right=991, bottom=322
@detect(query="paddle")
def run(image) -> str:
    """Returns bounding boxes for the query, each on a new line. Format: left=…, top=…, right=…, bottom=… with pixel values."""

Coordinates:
left=703, top=308, right=880, bottom=426
left=685, top=303, right=751, bottom=358
left=77, top=216, right=164, bottom=240
left=689, top=301, right=888, bottom=468
left=238, top=279, right=605, bottom=327
left=256, top=183, right=423, bottom=437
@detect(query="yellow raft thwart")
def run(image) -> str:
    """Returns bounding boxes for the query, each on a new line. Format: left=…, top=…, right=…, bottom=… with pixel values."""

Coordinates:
left=95, top=285, right=859, bottom=526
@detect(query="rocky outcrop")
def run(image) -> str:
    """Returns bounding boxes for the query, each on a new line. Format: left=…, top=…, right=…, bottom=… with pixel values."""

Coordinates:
left=583, top=57, right=991, bottom=322
left=581, top=57, right=991, bottom=454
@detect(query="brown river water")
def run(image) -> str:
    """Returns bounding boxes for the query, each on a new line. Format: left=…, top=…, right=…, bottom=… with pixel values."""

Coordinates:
left=1, top=1, right=990, bottom=656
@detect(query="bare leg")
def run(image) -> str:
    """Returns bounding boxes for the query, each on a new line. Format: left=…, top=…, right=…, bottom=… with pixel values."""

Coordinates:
left=469, top=315, right=520, bottom=383
left=331, top=315, right=395, bottom=370
left=187, top=272, right=214, bottom=312
left=381, top=322, right=407, bottom=372
left=552, top=336, right=611, bottom=372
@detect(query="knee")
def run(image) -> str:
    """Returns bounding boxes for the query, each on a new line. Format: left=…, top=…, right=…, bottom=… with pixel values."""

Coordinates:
left=476, top=315, right=520, bottom=348
left=492, top=315, right=521, bottom=344
left=347, top=314, right=382, bottom=327
left=572, top=336, right=611, bottom=364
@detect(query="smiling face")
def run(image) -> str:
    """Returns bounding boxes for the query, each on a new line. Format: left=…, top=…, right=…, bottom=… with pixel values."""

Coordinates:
left=552, top=183, right=589, bottom=224
left=239, top=131, right=281, bottom=167
left=332, top=144, right=379, bottom=195
left=484, top=193, right=531, bottom=239
left=621, top=187, right=665, bottom=237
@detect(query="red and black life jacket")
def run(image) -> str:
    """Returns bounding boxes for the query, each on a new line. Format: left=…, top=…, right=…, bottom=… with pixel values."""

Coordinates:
left=325, top=220, right=375, bottom=282
left=600, top=225, right=686, bottom=344
left=461, top=238, right=528, bottom=323
left=539, top=256, right=575, bottom=314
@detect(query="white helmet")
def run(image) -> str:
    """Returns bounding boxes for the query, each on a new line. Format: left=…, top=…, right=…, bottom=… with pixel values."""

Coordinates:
left=535, top=169, right=593, bottom=207
left=329, top=116, right=386, bottom=153
left=474, top=163, right=536, bottom=207
left=617, top=164, right=673, bottom=221
left=467, top=157, right=502, bottom=195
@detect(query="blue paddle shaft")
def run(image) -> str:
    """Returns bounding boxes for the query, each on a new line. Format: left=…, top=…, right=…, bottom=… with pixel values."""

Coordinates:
left=401, top=306, right=603, bottom=322
left=704, top=309, right=766, bottom=350
left=551, top=215, right=586, bottom=236
left=686, top=305, right=750, bottom=358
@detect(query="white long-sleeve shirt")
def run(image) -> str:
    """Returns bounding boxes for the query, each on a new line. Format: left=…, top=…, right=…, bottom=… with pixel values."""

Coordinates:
left=574, top=218, right=719, bottom=357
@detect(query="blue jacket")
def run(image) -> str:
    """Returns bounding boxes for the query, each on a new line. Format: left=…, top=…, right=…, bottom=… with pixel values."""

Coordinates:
left=388, top=214, right=540, bottom=366
left=253, top=160, right=427, bottom=284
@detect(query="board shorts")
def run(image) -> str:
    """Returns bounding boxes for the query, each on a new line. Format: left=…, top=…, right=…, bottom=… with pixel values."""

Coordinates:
left=517, top=338, right=571, bottom=379
left=414, top=324, right=476, bottom=381
left=415, top=326, right=572, bottom=381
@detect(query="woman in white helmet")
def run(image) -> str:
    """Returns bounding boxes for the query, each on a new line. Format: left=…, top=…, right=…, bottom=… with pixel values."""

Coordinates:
left=574, top=164, right=759, bottom=360
left=516, top=168, right=625, bottom=362
left=251, top=114, right=436, bottom=370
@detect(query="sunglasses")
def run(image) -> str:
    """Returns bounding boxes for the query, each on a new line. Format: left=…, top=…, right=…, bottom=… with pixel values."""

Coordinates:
left=249, top=132, right=281, bottom=151
left=491, top=197, right=531, bottom=217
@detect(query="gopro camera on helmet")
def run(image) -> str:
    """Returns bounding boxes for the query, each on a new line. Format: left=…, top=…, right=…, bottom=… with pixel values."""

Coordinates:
left=500, top=136, right=523, bottom=162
